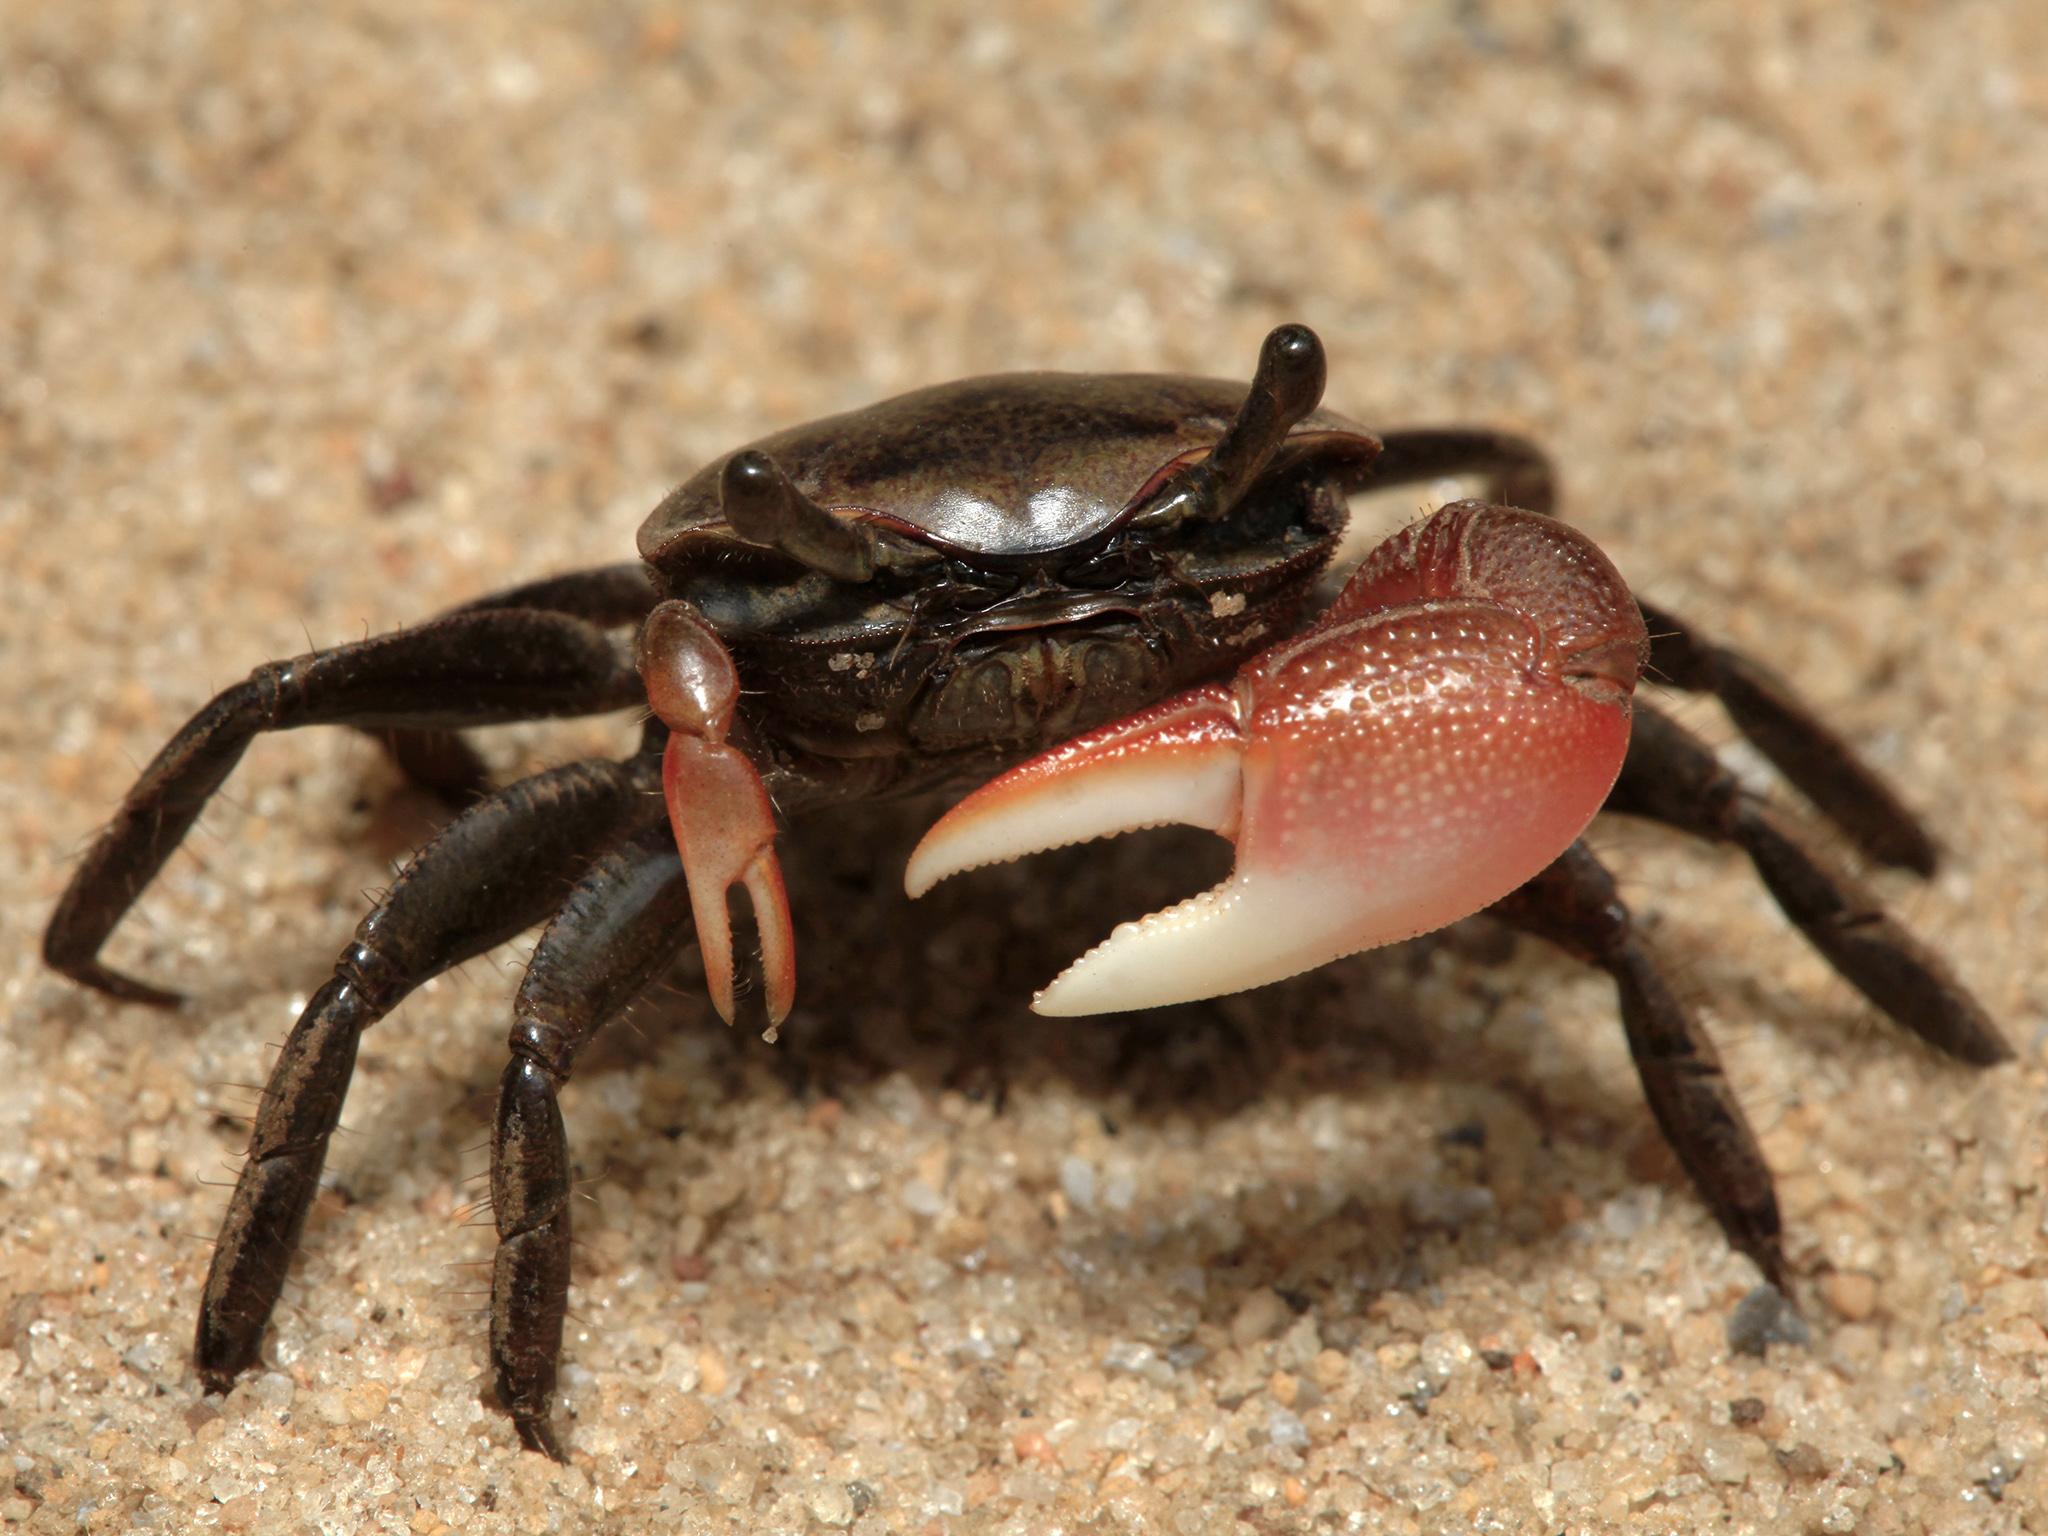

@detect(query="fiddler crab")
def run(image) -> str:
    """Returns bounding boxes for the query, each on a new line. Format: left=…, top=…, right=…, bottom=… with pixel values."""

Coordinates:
left=46, top=326, right=2005, bottom=1459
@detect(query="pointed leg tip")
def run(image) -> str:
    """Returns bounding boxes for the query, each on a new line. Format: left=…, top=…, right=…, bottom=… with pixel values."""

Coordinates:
left=194, top=1344, right=248, bottom=1397
left=111, top=977, right=187, bottom=1010
left=195, top=1313, right=262, bottom=1394
left=1886, top=832, right=1941, bottom=879
left=515, top=1415, right=568, bottom=1462
left=1953, top=1026, right=2017, bottom=1068
left=516, top=1417, right=565, bottom=1466
left=1751, top=1245, right=1793, bottom=1299
left=59, top=958, right=185, bottom=1010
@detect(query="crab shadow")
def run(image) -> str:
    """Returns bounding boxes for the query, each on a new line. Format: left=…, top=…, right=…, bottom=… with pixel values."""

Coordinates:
left=319, top=793, right=1673, bottom=1340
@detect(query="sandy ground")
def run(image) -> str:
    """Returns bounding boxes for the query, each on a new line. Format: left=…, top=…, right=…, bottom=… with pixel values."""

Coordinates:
left=3, top=3, right=2045, bottom=1533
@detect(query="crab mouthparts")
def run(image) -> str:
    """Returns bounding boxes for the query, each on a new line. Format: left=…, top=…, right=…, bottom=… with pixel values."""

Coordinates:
left=903, top=501, right=1647, bottom=1016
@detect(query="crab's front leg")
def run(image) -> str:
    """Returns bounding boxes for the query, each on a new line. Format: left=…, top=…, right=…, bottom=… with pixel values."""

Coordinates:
left=638, top=601, right=795, bottom=1027
left=906, top=501, right=1648, bottom=1012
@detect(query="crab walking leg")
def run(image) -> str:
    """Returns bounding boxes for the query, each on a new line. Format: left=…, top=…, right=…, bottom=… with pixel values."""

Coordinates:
left=638, top=600, right=796, bottom=1028
left=491, top=823, right=694, bottom=1461
left=370, top=562, right=661, bottom=801
left=45, top=606, right=645, bottom=1006
left=1369, top=429, right=1940, bottom=876
left=1631, top=599, right=1939, bottom=875
left=907, top=501, right=1649, bottom=1014
left=195, top=753, right=660, bottom=1392
left=1608, top=704, right=2009, bottom=1064
left=1489, top=842, right=1788, bottom=1289
left=1368, top=426, right=1559, bottom=515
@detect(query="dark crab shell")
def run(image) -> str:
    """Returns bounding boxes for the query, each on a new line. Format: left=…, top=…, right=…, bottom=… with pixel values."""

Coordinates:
left=638, top=370, right=1382, bottom=777
left=638, top=372, right=1380, bottom=568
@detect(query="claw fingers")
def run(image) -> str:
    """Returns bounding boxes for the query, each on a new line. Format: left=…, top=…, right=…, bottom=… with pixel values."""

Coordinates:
left=909, top=501, right=1647, bottom=1015
left=902, top=685, right=1244, bottom=897
left=741, top=840, right=797, bottom=1027
left=643, top=599, right=797, bottom=1029
left=660, top=734, right=795, bottom=1030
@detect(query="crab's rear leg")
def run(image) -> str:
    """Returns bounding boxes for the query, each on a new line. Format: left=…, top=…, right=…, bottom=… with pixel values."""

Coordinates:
left=1367, top=430, right=1940, bottom=875
left=45, top=606, right=645, bottom=1005
left=1491, top=842, right=1788, bottom=1288
left=1632, top=601, right=1938, bottom=874
left=907, top=501, right=1648, bottom=1013
left=1609, top=705, right=2008, bottom=1064
left=1368, top=426, right=1560, bottom=515
left=368, top=563, right=660, bottom=801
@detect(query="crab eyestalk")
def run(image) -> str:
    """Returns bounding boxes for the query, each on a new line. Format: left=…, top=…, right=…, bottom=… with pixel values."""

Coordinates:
left=905, top=501, right=1648, bottom=1014
left=720, top=448, right=879, bottom=583
left=638, top=600, right=795, bottom=1029
left=1136, top=324, right=1329, bottom=527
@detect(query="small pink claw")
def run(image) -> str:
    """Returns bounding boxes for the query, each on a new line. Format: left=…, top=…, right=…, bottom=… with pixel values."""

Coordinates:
left=642, top=601, right=796, bottom=1029
left=660, top=734, right=796, bottom=1027
left=905, top=501, right=1647, bottom=1015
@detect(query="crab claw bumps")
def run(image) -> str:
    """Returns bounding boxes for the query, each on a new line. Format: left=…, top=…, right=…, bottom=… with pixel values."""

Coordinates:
left=905, top=500, right=1648, bottom=1013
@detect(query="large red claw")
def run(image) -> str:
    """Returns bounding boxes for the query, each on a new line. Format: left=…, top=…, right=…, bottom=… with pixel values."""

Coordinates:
left=904, top=501, right=1647, bottom=1015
